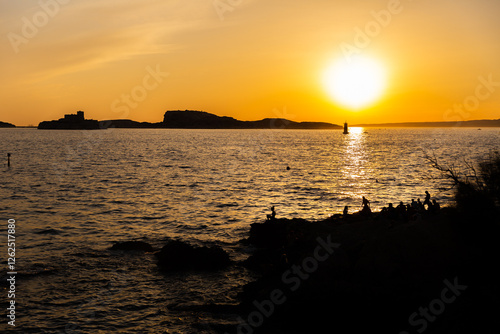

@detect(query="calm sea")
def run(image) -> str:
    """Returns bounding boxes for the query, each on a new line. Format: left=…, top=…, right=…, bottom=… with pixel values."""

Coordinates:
left=1, top=127, right=499, bottom=333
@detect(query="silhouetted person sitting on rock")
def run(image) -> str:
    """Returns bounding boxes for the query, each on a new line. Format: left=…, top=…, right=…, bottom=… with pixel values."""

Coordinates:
left=417, top=198, right=424, bottom=211
left=380, top=203, right=396, bottom=220
left=267, top=206, right=276, bottom=221
left=359, top=197, right=372, bottom=216
left=343, top=206, right=349, bottom=217
left=362, top=196, right=370, bottom=208
left=406, top=204, right=415, bottom=217
left=396, top=201, right=406, bottom=213
left=360, top=205, right=372, bottom=216
left=430, top=199, right=440, bottom=214
left=358, top=196, right=372, bottom=216
left=411, top=199, right=418, bottom=210
left=387, top=203, right=396, bottom=218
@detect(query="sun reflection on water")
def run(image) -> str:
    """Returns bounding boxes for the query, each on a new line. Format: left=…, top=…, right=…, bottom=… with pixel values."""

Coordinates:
left=348, top=126, right=364, bottom=135
left=339, top=127, right=369, bottom=200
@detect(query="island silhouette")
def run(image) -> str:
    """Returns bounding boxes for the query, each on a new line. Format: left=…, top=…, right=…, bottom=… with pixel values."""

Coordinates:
left=38, top=111, right=99, bottom=129
left=38, top=110, right=343, bottom=130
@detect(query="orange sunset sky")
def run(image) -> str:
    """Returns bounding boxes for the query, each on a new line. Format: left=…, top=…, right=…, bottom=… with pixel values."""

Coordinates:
left=1, top=0, right=500, bottom=126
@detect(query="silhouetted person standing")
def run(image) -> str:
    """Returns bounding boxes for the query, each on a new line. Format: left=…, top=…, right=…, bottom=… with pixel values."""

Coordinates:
left=424, top=191, right=431, bottom=207
left=343, top=206, right=349, bottom=217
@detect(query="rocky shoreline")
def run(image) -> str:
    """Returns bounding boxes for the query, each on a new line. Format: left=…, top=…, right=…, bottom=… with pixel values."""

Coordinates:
left=230, top=207, right=500, bottom=333
left=110, top=205, right=499, bottom=333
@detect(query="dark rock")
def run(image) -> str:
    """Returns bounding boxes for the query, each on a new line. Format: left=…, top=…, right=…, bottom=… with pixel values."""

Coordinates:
left=156, top=240, right=230, bottom=271
left=110, top=241, right=154, bottom=252
left=247, top=218, right=312, bottom=249
left=0, top=121, right=15, bottom=128
left=235, top=210, right=489, bottom=333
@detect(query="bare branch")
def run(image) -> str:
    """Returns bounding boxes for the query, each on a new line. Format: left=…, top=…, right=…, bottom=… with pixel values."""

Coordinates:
left=424, top=152, right=463, bottom=186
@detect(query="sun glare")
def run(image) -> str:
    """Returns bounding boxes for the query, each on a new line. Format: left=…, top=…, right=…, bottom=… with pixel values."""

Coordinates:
left=323, top=56, right=387, bottom=110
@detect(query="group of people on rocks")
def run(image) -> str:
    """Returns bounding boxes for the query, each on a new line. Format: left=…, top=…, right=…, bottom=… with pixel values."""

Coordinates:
left=380, top=195, right=440, bottom=220
left=266, top=191, right=441, bottom=222
left=341, top=191, right=441, bottom=219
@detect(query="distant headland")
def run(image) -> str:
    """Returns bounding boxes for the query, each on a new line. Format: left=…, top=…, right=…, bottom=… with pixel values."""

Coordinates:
left=0, top=121, right=15, bottom=128
left=159, top=110, right=342, bottom=129
left=38, top=110, right=342, bottom=130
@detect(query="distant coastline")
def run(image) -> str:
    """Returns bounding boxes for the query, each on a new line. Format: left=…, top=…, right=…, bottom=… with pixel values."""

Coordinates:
left=354, top=119, right=500, bottom=127
left=6, top=110, right=500, bottom=129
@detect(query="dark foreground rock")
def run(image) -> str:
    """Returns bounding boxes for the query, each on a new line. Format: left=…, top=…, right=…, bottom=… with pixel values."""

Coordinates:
left=233, top=209, right=500, bottom=334
left=156, top=240, right=231, bottom=271
left=110, top=240, right=155, bottom=252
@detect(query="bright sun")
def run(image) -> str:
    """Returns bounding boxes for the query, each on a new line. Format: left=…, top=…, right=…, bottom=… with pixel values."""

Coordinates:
left=323, top=56, right=387, bottom=110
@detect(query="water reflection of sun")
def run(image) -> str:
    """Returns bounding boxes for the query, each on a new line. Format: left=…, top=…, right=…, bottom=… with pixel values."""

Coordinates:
left=348, top=127, right=364, bottom=135
left=340, top=127, right=368, bottom=197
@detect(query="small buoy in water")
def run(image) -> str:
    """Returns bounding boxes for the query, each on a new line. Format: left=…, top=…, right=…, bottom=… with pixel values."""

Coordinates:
left=7, top=153, right=11, bottom=167
left=286, top=166, right=291, bottom=170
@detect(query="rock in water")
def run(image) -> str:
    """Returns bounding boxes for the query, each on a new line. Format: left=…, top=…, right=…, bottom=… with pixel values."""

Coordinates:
left=110, top=241, right=154, bottom=252
left=156, top=240, right=230, bottom=271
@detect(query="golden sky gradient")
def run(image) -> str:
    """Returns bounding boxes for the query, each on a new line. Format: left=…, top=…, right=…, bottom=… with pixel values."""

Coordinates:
left=1, top=0, right=500, bottom=126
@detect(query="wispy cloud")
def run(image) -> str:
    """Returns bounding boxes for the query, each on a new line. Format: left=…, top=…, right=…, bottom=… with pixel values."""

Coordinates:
left=1, top=0, right=214, bottom=82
